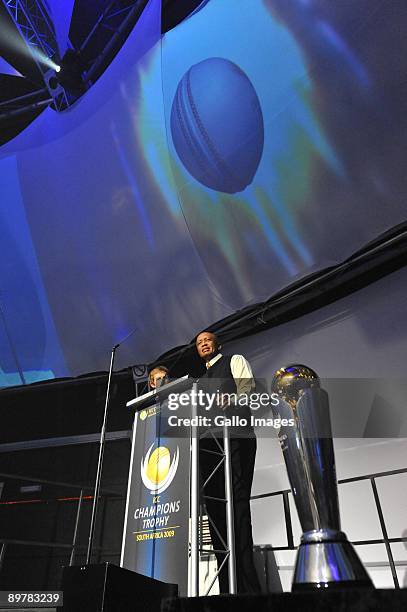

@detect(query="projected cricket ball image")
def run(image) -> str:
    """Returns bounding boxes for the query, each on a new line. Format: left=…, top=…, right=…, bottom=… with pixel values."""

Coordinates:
left=170, top=57, right=264, bottom=194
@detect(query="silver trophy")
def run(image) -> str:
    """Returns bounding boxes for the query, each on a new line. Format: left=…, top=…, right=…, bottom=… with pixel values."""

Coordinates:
left=272, top=365, right=373, bottom=591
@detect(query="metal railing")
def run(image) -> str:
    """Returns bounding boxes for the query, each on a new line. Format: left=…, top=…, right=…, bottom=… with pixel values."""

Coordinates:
left=252, top=466, right=407, bottom=588
left=1, top=465, right=406, bottom=589
left=0, top=471, right=125, bottom=579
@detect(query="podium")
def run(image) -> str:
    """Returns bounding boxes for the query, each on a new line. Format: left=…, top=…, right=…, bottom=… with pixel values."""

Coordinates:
left=120, top=377, right=237, bottom=597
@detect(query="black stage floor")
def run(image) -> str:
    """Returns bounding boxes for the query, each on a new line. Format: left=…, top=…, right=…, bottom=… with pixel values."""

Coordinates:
left=163, top=589, right=407, bottom=612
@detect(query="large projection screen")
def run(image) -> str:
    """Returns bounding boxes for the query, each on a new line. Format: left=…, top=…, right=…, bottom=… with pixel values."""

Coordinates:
left=0, top=0, right=406, bottom=385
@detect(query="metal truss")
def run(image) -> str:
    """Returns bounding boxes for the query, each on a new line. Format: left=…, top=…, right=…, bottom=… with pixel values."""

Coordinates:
left=43, top=68, right=70, bottom=112
left=1, top=0, right=149, bottom=114
left=80, top=0, right=144, bottom=54
left=199, top=429, right=237, bottom=595
left=80, top=0, right=148, bottom=86
left=190, top=380, right=237, bottom=596
left=0, top=87, right=51, bottom=121
left=1, top=0, right=70, bottom=110
left=2, top=0, right=58, bottom=65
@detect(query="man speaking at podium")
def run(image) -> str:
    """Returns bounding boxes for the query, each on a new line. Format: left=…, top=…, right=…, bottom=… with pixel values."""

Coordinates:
left=195, top=331, right=261, bottom=594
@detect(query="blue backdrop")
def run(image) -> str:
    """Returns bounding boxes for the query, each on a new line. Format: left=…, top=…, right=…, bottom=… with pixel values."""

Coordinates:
left=0, top=0, right=406, bottom=386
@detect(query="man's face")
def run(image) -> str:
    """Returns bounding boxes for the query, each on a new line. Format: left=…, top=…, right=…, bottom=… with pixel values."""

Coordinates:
left=196, top=332, right=218, bottom=361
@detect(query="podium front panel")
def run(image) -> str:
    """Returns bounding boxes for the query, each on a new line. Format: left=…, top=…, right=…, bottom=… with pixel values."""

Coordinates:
left=121, top=399, right=190, bottom=595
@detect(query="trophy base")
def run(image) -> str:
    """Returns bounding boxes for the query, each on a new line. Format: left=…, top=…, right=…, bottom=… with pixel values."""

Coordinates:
left=293, top=530, right=374, bottom=591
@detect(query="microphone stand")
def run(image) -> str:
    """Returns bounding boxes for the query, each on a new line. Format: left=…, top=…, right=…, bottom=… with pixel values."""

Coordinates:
left=86, top=342, right=119, bottom=565
left=86, top=326, right=139, bottom=565
left=85, top=329, right=194, bottom=563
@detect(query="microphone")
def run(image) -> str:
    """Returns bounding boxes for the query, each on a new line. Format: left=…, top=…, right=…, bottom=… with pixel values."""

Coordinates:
left=113, top=325, right=139, bottom=350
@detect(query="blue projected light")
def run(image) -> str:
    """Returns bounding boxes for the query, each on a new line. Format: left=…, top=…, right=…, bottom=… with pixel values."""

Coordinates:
left=0, top=156, right=67, bottom=387
left=0, top=0, right=405, bottom=382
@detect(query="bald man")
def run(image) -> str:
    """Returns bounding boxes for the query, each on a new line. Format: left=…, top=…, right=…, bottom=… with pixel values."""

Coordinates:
left=196, top=330, right=260, bottom=594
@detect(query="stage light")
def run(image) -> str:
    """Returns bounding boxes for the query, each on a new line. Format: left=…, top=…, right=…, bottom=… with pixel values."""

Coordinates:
left=57, top=50, right=86, bottom=94
left=43, top=49, right=85, bottom=110
left=41, top=56, right=61, bottom=73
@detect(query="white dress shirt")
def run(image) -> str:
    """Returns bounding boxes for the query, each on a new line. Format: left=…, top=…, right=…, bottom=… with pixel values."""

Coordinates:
left=206, top=352, right=255, bottom=396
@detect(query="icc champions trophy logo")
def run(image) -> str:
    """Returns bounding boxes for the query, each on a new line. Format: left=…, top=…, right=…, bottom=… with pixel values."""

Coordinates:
left=141, top=444, right=179, bottom=494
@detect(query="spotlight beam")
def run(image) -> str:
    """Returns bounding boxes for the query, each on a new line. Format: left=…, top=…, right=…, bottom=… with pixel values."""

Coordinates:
left=2, top=0, right=150, bottom=112
left=2, top=0, right=58, bottom=58
left=1, top=0, right=61, bottom=86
